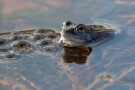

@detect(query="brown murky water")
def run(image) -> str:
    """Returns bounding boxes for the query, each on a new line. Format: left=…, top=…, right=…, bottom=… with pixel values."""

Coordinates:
left=0, top=0, right=135, bottom=90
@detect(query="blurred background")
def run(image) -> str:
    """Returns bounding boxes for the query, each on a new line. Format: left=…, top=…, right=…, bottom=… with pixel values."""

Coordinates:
left=0, top=0, right=135, bottom=32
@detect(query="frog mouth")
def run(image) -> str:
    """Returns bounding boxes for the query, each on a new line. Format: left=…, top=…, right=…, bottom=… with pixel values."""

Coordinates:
left=61, top=31, right=86, bottom=42
left=60, top=28, right=73, bottom=37
left=61, top=27, right=77, bottom=36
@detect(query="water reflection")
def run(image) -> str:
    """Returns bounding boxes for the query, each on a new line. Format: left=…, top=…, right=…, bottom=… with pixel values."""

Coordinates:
left=62, top=46, right=92, bottom=65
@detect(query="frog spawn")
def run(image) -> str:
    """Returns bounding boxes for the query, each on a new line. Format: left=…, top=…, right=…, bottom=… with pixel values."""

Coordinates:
left=36, top=39, right=56, bottom=52
left=2, top=52, right=19, bottom=60
left=0, top=38, right=8, bottom=45
left=30, top=33, right=46, bottom=41
left=0, top=46, right=11, bottom=54
left=34, top=28, right=55, bottom=34
left=11, top=40, right=32, bottom=53
left=0, top=29, right=60, bottom=61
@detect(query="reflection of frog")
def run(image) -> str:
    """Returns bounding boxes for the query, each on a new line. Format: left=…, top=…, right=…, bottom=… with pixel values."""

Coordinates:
left=59, top=21, right=116, bottom=47
left=62, top=46, right=92, bottom=65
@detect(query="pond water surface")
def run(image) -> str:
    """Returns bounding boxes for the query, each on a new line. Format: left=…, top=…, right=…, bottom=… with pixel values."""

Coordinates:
left=0, top=0, right=135, bottom=90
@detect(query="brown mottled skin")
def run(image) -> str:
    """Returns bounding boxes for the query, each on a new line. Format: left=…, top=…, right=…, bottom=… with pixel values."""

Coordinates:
left=59, top=21, right=116, bottom=47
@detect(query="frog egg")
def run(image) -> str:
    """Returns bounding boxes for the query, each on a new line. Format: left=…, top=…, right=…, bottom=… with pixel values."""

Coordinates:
left=0, top=38, right=8, bottom=45
left=0, top=46, right=11, bottom=54
left=9, top=35, right=23, bottom=41
left=46, top=33, right=60, bottom=40
left=36, top=39, right=53, bottom=47
left=34, top=28, right=55, bottom=34
left=41, top=46, right=56, bottom=52
left=2, top=52, right=19, bottom=60
left=30, top=34, right=46, bottom=41
left=10, top=31, right=22, bottom=35
left=23, top=34, right=31, bottom=40
left=11, top=40, right=32, bottom=53
left=0, top=48, right=9, bottom=53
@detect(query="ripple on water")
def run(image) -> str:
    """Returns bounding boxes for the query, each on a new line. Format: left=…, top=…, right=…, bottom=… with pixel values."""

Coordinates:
left=127, top=27, right=135, bottom=39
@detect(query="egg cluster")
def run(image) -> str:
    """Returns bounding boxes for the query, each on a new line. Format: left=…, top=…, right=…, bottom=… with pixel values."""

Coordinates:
left=0, top=28, right=60, bottom=60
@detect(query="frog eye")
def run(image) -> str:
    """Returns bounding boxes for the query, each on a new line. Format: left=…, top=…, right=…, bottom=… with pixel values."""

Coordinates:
left=76, top=25, right=86, bottom=34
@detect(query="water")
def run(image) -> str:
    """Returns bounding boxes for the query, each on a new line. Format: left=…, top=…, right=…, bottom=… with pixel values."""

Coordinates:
left=0, top=0, right=135, bottom=90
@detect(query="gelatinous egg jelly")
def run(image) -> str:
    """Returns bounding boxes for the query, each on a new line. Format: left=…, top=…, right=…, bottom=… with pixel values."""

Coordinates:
left=11, top=40, right=33, bottom=53
left=2, top=52, right=19, bottom=60
left=30, top=33, right=46, bottom=41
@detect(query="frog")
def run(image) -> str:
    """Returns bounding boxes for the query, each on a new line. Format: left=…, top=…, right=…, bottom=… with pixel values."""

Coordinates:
left=59, top=21, right=116, bottom=47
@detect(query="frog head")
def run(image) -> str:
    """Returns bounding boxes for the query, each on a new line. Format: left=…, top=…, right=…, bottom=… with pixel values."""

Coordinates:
left=59, top=21, right=93, bottom=46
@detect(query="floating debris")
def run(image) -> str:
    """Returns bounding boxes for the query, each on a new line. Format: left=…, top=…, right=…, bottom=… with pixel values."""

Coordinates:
left=2, top=52, right=19, bottom=60
left=99, top=74, right=115, bottom=82
left=11, top=40, right=32, bottom=53
left=30, top=33, right=46, bottom=41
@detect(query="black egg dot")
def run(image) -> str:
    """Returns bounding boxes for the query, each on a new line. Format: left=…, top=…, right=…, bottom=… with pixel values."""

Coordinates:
left=0, top=41, right=5, bottom=45
left=0, top=39, right=7, bottom=45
